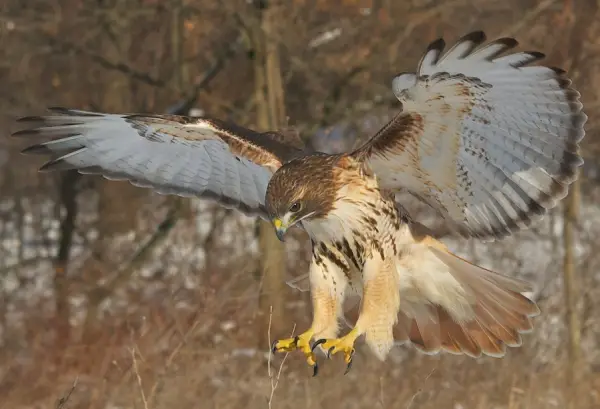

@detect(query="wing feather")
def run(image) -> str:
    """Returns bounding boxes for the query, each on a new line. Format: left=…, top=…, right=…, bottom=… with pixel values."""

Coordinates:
left=13, top=108, right=304, bottom=218
left=353, top=31, right=586, bottom=240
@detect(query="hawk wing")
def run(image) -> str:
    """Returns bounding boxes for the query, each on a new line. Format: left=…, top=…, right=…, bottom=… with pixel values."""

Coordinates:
left=352, top=31, right=586, bottom=240
left=13, top=107, right=304, bottom=219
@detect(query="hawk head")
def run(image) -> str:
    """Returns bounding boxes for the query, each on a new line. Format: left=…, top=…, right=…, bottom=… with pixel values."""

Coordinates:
left=265, top=154, right=340, bottom=241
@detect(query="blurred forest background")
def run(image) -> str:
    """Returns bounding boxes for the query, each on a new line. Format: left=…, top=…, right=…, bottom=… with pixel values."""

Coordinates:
left=1, top=0, right=599, bottom=408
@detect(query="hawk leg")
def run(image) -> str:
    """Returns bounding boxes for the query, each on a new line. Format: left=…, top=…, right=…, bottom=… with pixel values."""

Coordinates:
left=312, top=253, right=399, bottom=373
left=272, top=287, right=341, bottom=376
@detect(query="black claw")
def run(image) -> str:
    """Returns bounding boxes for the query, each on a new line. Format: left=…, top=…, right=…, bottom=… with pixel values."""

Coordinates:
left=344, top=349, right=355, bottom=374
left=327, top=346, right=335, bottom=359
left=312, top=362, right=319, bottom=377
left=344, top=359, right=353, bottom=375
left=311, top=338, right=327, bottom=352
left=293, top=336, right=299, bottom=345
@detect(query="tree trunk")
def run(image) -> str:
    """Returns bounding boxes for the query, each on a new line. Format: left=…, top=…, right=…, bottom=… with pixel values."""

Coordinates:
left=54, top=170, right=80, bottom=345
left=560, top=1, right=596, bottom=407
left=562, top=174, right=580, bottom=408
left=82, top=5, right=139, bottom=339
left=251, top=2, right=288, bottom=347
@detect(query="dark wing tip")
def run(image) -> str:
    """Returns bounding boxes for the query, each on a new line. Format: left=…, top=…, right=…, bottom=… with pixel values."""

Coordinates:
left=459, top=30, right=487, bottom=46
left=426, top=37, right=446, bottom=54
left=11, top=128, right=42, bottom=137
left=524, top=50, right=545, bottom=60
left=421, top=32, right=485, bottom=70
left=21, top=144, right=53, bottom=155
left=492, top=36, right=518, bottom=49
left=16, top=116, right=46, bottom=123
left=39, top=156, right=79, bottom=172
left=39, top=159, right=63, bottom=172
left=451, top=31, right=489, bottom=59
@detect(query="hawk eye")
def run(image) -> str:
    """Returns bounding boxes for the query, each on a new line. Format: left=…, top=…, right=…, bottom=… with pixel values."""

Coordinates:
left=289, top=202, right=301, bottom=213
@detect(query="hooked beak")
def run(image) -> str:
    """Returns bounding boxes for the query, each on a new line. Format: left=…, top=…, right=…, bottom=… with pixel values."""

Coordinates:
left=272, top=218, right=288, bottom=242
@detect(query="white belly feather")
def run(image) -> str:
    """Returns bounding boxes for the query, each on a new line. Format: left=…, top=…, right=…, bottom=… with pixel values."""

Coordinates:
left=303, top=187, right=475, bottom=326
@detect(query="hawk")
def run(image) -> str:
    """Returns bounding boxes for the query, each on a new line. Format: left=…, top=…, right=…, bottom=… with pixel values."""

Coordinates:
left=12, top=31, right=586, bottom=375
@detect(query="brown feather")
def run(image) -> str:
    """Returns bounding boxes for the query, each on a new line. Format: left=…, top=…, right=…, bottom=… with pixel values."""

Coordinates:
left=264, top=154, right=344, bottom=219
left=398, top=245, right=539, bottom=358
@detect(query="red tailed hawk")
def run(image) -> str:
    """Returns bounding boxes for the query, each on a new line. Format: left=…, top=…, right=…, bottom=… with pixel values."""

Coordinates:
left=12, top=32, right=586, bottom=375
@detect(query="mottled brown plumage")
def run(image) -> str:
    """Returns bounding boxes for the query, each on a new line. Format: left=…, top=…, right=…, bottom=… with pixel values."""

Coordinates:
left=265, top=153, right=340, bottom=222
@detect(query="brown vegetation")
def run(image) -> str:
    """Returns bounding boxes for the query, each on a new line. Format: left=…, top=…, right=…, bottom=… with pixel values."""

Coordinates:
left=0, top=0, right=599, bottom=408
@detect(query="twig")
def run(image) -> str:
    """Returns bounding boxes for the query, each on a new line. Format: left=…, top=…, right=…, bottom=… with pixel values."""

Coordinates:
left=146, top=317, right=203, bottom=404
left=406, top=368, right=436, bottom=409
left=41, top=35, right=166, bottom=87
left=379, top=376, right=385, bottom=408
left=285, top=273, right=310, bottom=292
left=394, top=0, right=466, bottom=52
left=55, top=377, right=78, bottom=409
left=318, top=65, right=367, bottom=128
left=499, top=0, right=559, bottom=37
left=145, top=272, right=244, bottom=405
left=86, top=199, right=181, bottom=307
left=267, top=305, right=295, bottom=409
left=131, top=347, right=150, bottom=409
left=166, top=33, right=244, bottom=116
left=0, top=256, right=50, bottom=274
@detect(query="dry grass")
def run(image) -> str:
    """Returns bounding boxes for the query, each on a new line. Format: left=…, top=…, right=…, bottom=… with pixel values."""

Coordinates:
left=0, top=288, right=597, bottom=409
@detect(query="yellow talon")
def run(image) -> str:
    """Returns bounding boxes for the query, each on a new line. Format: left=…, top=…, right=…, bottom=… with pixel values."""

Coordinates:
left=272, top=329, right=318, bottom=375
left=311, top=328, right=359, bottom=374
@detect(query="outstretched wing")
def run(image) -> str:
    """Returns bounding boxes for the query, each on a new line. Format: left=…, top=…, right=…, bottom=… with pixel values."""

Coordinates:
left=13, top=107, right=304, bottom=218
left=352, top=31, right=586, bottom=240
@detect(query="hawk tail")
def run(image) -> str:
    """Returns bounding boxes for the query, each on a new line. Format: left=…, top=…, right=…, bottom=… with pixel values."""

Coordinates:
left=396, top=246, right=539, bottom=358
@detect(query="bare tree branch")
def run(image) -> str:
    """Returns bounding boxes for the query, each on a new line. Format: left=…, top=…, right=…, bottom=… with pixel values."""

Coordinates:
left=41, top=35, right=166, bottom=87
